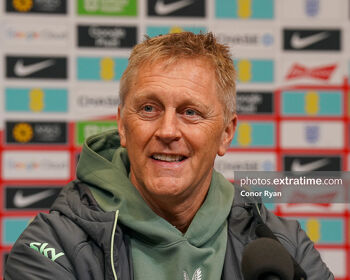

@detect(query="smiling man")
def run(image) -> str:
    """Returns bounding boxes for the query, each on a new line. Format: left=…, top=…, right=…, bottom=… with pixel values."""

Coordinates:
left=5, top=32, right=332, bottom=280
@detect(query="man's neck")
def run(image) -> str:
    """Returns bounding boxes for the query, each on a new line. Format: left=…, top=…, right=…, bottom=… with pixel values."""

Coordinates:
left=146, top=187, right=209, bottom=233
left=130, top=174, right=212, bottom=233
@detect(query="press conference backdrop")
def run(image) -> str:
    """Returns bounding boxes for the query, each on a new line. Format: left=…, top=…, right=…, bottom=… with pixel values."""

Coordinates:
left=0, top=0, right=349, bottom=278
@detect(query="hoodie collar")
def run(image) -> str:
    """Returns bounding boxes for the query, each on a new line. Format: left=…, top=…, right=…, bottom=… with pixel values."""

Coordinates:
left=76, top=130, right=234, bottom=247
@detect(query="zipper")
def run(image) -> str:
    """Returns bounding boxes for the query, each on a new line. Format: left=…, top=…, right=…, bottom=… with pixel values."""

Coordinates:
left=111, top=210, right=120, bottom=280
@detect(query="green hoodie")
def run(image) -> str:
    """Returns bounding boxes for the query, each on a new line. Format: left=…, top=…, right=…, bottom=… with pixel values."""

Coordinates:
left=76, top=129, right=234, bottom=280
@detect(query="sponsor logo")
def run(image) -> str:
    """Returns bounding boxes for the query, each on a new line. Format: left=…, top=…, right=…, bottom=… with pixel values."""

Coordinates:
left=283, top=155, right=341, bottom=172
left=5, top=88, right=68, bottom=113
left=305, top=125, right=320, bottom=144
left=76, top=121, right=117, bottom=146
left=282, top=58, right=343, bottom=84
left=155, top=0, right=194, bottom=15
left=284, top=29, right=341, bottom=51
left=214, top=152, right=276, bottom=179
left=6, top=121, right=67, bottom=144
left=282, top=90, right=342, bottom=116
left=216, top=30, right=275, bottom=50
left=305, top=0, right=320, bottom=17
left=288, top=192, right=338, bottom=207
left=77, top=57, right=127, bottom=81
left=285, top=63, right=336, bottom=81
left=290, top=32, right=329, bottom=49
left=30, top=242, right=64, bottom=262
left=291, top=158, right=329, bottom=172
left=2, top=218, right=32, bottom=245
left=237, top=91, right=274, bottom=114
left=235, top=59, right=274, bottom=83
left=298, top=218, right=344, bottom=244
left=2, top=151, right=70, bottom=180
left=72, top=87, right=119, bottom=118
left=5, top=186, right=62, bottom=209
left=281, top=121, right=343, bottom=149
left=14, top=190, right=56, bottom=208
left=230, top=122, right=275, bottom=147
left=78, top=25, right=137, bottom=48
left=77, top=95, right=119, bottom=109
left=146, top=26, right=206, bottom=37
left=6, top=0, right=67, bottom=14
left=148, top=0, right=205, bottom=17
left=77, top=0, right=137, bottom=16
left=216, top=0, right=274, bottom=19
left=183, top=267, right=202, bottom=280
left=4, top=23, right=69, bottom=47
left=6, top=56, right=67, bottom=79
left=282, top=0, right=340, bottom=20
left=15, top=59, right=55, bottom=77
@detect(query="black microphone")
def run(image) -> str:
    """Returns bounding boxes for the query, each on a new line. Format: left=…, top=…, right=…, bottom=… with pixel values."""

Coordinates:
left=256, top=224, right=307, bottom=280
left=241, top=237, right=294, bottom=280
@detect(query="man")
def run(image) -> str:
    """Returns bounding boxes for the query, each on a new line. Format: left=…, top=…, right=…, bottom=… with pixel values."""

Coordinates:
left=5, top=32, right=333, bottom=279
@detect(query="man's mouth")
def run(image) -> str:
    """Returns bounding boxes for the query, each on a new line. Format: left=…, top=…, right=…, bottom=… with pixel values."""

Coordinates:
left=151, top=154, right=187, bottom=162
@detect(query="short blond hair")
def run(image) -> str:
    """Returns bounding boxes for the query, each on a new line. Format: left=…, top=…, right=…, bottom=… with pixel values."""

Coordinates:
left=119, top=32, right=236, bottom=122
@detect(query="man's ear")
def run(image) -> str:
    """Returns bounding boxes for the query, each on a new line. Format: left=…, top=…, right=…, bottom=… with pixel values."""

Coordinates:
left=116, top=106, right=127, bottom=147
left=218, top=114, right=237, bottom=156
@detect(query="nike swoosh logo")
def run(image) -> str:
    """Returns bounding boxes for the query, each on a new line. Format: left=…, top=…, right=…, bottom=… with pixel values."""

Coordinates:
left=13, top=189, right=56, bottom=208
left=291, top=158, right=329, bottom=173
left=155, top=0, right=194, bottom=15
left=290, top=32, right=329, bottom=49
left=14, top=59, right=55, bottom=77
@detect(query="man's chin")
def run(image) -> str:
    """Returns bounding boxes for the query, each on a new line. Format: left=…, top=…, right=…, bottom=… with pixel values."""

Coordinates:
left=146, top=178, right=189, bottom=197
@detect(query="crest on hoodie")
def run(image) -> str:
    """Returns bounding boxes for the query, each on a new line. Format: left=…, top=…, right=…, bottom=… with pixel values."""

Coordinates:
left=183, top=267, right=202, bottom=280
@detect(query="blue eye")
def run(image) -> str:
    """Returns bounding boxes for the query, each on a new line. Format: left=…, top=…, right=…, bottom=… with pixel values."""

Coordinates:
left=143, top=105, right=153, bottom=112
left=185, top=109, right=197, bottom=116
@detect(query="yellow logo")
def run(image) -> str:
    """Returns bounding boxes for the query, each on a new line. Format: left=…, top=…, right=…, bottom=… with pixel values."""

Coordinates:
left=237, top=60, right=252, bottom=82
left=100, top=57, right=115, bottom=81
left=12, top=123, right=34, bottom=143
left=13, top=0, right=33, bottom=12
left=29, top=88, right=45, bottom=112
left=305, top=91, right=319, bottom=115
left=306, top=219, right=321, bottom=243
left=238, top=0, right=252, bottom=18
left=237, top=122, right=252, bottom=146
left=169, top=26, right=184, bottom=34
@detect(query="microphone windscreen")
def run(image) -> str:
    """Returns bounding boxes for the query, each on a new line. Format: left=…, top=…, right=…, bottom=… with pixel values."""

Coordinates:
left=255, top=224, right=307, bottom=280
left=241, top=238, right=294, bottom=280
left=255, top=223, right=278, bottom=240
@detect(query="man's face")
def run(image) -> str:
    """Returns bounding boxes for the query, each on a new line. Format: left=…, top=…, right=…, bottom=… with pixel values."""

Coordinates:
left=117, top=58, right=236, bottom=201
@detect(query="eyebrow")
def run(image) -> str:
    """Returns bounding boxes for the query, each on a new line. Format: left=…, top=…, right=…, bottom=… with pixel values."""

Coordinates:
left=131, top=90, right=212, bottom=112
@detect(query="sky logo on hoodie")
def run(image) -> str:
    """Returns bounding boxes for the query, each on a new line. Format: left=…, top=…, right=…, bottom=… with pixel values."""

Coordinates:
left=146, top=26, right=206, bottom=37
left=2, top=217, right=32, bottom=245
left=5, top=88, right=68, bottom=113
left=281, top=90, right=342, bottom=116
left=216, top=0, right=274, bottom=19
left=230, top=121, right=275, bottom=147
left=77, top=57, right=128, bottom=81
left=297, top=218, right=344, bottom=244
left=234, top=59, right=274, bottom=83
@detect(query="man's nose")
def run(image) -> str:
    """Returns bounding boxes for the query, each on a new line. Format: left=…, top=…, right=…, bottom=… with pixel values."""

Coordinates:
left=155, top=109, right=181, bottom=143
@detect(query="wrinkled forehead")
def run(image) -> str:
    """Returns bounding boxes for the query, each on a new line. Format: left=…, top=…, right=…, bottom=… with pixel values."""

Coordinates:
left=132, top=57, right=215, bottom=90
left=120, top=56, right=221, bottom=112
left=139, top=56, right=215, bottom=75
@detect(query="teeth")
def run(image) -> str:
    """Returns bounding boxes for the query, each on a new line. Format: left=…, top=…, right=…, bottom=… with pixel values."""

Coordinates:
left=152, top=154, right=184, bottom=162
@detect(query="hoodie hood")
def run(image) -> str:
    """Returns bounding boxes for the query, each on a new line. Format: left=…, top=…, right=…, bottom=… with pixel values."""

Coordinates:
left=76, top=129, right=235, bottom=279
